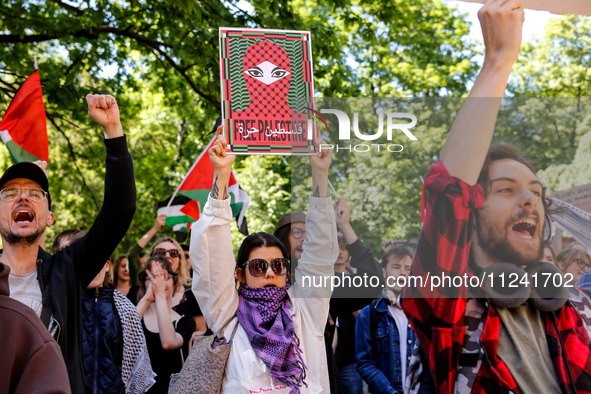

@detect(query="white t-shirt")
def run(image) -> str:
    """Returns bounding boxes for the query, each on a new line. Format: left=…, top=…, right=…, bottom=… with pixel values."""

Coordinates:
left=9, top=269, right=42, bottom=317
left=388, top=304, right=410, bottom=390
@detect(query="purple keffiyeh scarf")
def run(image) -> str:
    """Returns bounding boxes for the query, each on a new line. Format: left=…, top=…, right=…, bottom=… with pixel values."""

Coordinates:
left=236, top=284, right=307, bottom=393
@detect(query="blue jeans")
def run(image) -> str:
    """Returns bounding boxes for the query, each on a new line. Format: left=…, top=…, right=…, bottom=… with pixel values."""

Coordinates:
left=339, top=363, right=363, bottom=394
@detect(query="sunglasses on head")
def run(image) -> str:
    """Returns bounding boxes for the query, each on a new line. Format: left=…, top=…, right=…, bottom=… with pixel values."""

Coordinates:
left=152, top=248, right=181, bottom=258
left=290, top=228, right=305, bottom=239
left=245, top=258, right=290, bottom=277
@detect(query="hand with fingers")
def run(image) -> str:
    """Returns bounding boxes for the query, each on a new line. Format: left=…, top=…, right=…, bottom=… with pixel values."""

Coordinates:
left=154, top=214, right=167, bottom=232
left=143, top=281, right=155, bottom=304
left=147, top=262, right=167, bottom=299
left=85, top=94, right=124, bottom=139
left=478, top=0, right=525, bottom=68
left=209, top=126, right=235, bottom=200
left=309, top=133, right=332, bottom=198
left=335, top=197, right=352, bottom=230
left=309, top=134, right=332, bottom=173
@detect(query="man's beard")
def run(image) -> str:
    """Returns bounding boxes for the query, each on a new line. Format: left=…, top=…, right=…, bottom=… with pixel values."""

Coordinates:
left=475, top=209, right=544, bottom=266
left=1, top=227, right=43, bottom=247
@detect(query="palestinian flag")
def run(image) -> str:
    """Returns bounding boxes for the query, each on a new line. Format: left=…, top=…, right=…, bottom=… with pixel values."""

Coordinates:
left=173, top=136, right=250, bottom=235
left=157, top=195, right=200, bottom=227
left=0, top=71, right=49, bottom=163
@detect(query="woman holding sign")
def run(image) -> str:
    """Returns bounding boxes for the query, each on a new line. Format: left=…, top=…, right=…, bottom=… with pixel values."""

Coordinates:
left=190, top=127, right=337, bottom=393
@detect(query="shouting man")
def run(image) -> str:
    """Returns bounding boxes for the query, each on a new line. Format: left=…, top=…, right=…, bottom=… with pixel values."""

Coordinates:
left=401, top=0, right=591, bottom=392
left=0, top=94, right=136, bottom=393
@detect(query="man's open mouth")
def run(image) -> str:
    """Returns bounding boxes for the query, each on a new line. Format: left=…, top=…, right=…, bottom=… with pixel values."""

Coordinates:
left=511, top=218, right=536, bottom=239
left=296, top=246, right=303, bottom=253
left=13, top=209, right=34, bottom=223
left=264, top=284, right=276, bottom=288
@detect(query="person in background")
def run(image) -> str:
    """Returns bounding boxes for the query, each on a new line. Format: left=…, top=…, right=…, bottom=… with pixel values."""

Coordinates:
left=112, top=255, right=139, bottom=298
left=330, top=197, right=384, bottom=394
left=51, top=229, right=85, bottom=254
left=83, top=256, right=156, bottom=393
left=274, top=211, right=307, bottom=263
left=54, top=228, right=156, bottom=393
left=355, top=247, right=417, bottom=394
left=0, top=262, right=71, bottom=393
left=181, top=244, right=192, bottom=276
left=542, top=241, right=558, bottom=267
left=127, top=215, right=206, bottom=333
left=137, top=256, right=195, bottom=394
left=558, top=247, right=591, bottom=284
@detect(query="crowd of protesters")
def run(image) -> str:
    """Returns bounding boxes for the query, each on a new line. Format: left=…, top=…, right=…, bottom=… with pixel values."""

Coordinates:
left=3, top=0, right=591, bottom=393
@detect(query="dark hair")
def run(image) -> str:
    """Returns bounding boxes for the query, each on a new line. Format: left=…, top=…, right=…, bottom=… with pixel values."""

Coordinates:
left=382, top=246, right=414, bottom=268
left=273, top=225, right=292, bottom=260
left=137, top=256, right=179, bottom=301
left=236, top=232, right=288, bottom=269
left=112, top=255, right=128, bottom=287
left=476, top=143, right=554, bottom=241
left=51, top=229, right=86, bottom=254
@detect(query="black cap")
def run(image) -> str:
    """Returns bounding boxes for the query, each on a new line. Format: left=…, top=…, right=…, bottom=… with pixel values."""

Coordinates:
left=0, top=162, right=52, bottom=210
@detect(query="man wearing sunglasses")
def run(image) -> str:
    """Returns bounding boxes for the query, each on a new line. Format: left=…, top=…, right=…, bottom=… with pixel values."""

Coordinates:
left=0, top=94, right=136, bottom=393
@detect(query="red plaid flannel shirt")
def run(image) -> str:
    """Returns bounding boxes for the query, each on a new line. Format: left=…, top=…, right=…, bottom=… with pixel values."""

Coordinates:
left=401, top=161, right=591, bottom=393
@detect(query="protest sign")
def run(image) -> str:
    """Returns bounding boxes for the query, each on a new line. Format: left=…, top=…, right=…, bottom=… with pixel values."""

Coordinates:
left=219, top=28, right=316, bottom=155
left=553, top=183, right=591, bottom=213
left=457, top=0, right=591, bottom=16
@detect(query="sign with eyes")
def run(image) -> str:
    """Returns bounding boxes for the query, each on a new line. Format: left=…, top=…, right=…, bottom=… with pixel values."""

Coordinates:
left=219, top=28, right=317, bottom=155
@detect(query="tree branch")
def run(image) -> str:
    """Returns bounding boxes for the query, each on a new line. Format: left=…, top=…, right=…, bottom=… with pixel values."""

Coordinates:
left=149, top=46, right=220, bottom=107
left=0, top=25, right=220, bottom=107
left=51, top=0, right=84, bottom=15
left=46, top=115, right=99, bottom=209
left=0, top=25, right=173, bottom=49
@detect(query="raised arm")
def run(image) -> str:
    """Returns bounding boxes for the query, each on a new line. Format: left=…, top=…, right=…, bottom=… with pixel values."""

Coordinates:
left=190, top=127, right=237, bottom=333
left=128, top=215, right=166, bottom=287
left=148, top=262, right=185, bottom=350
left=69, top=94, right=136, bottom=287
left=292, top=135, right=339, bottom=334
left=440, top=0, right=524, bottom=184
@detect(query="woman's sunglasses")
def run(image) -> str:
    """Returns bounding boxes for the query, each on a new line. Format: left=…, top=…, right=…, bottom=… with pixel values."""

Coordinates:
left=152, top=248, right=181, bottom=258
left=245, top=258, right=290, bottom=277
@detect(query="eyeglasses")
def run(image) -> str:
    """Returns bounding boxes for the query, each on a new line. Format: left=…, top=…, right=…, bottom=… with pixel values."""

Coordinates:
left=573, top=258, right=591, bottom=270
left=290, top=228, right=306, bottom=239
left=0, top=188, right=47, bottom=203
left=152, top=248, right=181, bottom=258
left=245, top=258, right=290, bottom=277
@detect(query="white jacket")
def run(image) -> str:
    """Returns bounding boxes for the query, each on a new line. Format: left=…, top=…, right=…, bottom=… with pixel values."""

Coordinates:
left=191, top=195, right=338, bottom=393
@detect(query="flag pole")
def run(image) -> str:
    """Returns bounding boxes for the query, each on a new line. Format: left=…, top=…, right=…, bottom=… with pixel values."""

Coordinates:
left=34, top=54, right=38, bottom=71
left=165, top=135, right=217, bottom=212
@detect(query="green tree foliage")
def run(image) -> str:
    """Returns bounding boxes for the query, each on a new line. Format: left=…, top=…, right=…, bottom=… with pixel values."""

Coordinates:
left=507, top=15, right=591, bottom=196
left=0, top=0, right=477, bottom=254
